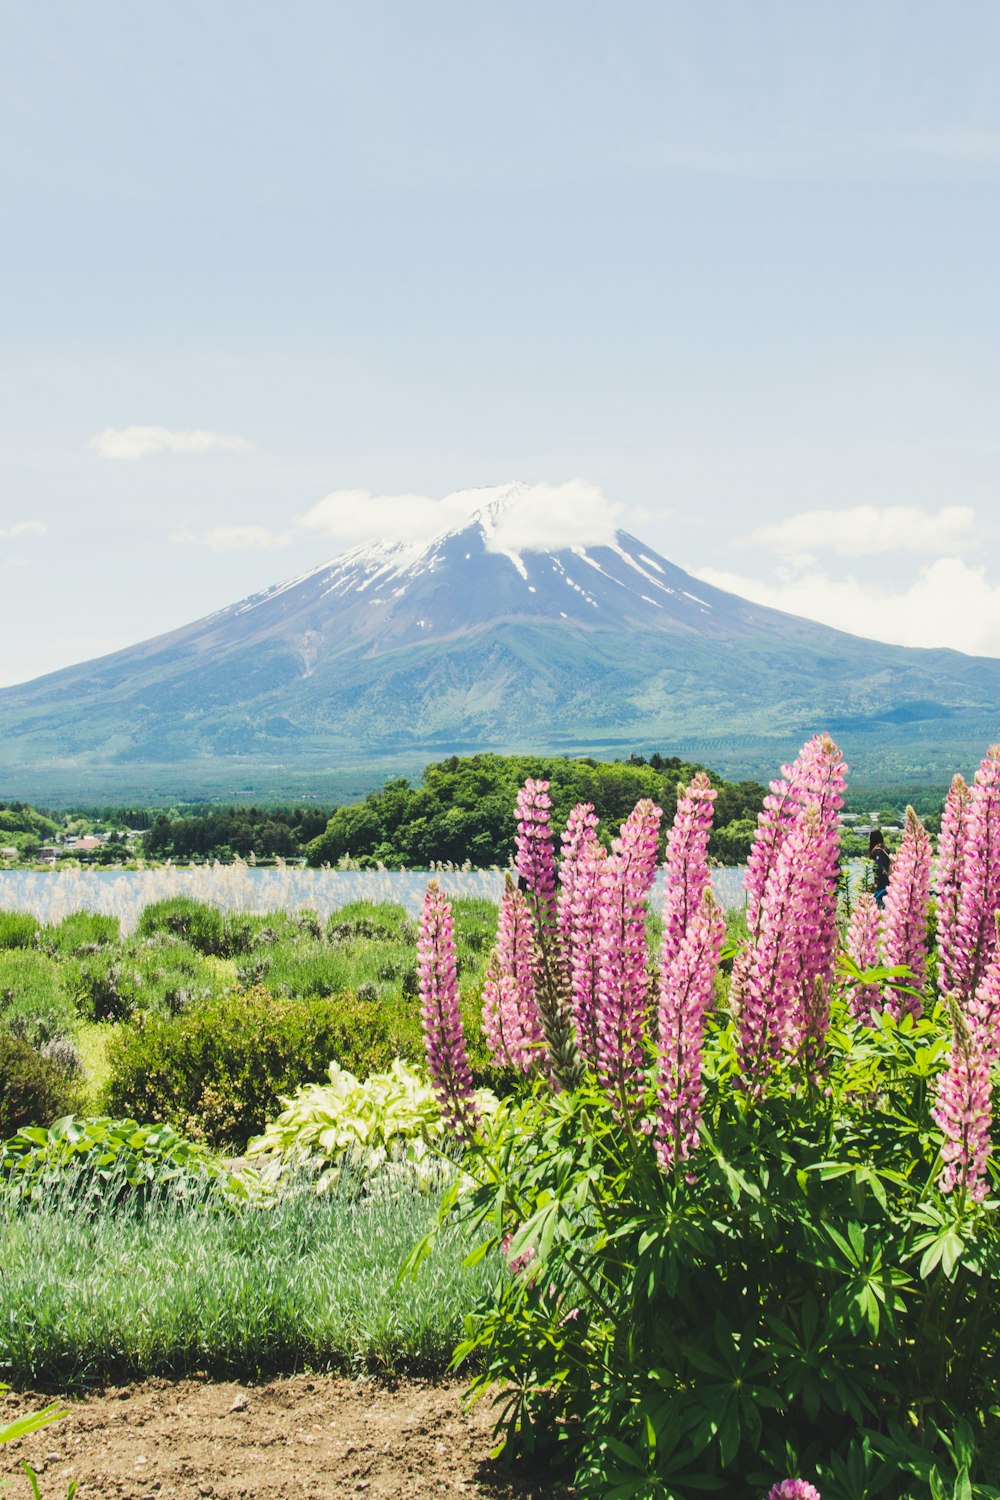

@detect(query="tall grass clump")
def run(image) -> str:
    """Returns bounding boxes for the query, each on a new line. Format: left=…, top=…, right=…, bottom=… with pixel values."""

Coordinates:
left=0, top=1165, right=494, bottom=1386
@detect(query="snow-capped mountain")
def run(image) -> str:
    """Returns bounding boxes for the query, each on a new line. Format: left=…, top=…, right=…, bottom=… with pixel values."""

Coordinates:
left=2, top=486, right=999, bottom=793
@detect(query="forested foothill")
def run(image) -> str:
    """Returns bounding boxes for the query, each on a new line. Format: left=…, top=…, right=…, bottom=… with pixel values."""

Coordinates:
left=303, top=751, right=771, bottom=868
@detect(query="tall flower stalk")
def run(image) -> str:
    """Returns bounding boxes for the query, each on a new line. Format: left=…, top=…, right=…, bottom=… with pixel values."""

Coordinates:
left=514, top=778, right=582, bottom=1087
left=418, top=880, right=478, bottom=1135
left=566, top=836, right=608, bottom=1067
left=880, top=806, right=932, bottom=1021
left=845, top=892, right=881, bottom=1025
left=481, top=873, right=545, bottom=1073
left=951, top=744, right=1000, bottom=1003
left=596, top=799, right=662, bottom=1119
left=937, top=773, right=971, bottom=1000
left=735, top=735, right=846, bottom=1091
left=932, top=999, right=992, bottom=1203
left=656, top=887, right=725, bottom=1174
left=661, top=772, right=716, bottom=976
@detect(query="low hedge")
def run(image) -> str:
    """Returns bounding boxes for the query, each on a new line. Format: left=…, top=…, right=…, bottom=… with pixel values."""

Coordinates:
left=100, top=986, right=427, bottom=1150
left=0, top=1034, right=84, bottom=1136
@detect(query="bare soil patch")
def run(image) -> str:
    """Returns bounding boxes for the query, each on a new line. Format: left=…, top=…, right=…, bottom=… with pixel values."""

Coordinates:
left=3, top=1375, right=568, bottom=1499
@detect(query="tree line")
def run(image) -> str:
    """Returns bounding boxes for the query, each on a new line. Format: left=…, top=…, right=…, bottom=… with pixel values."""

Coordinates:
left=304, top=752, right=768, bottom=868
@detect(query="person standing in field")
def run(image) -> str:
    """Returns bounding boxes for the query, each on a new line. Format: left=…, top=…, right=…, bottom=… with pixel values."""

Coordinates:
left=869, top=829, right=891, bottom=908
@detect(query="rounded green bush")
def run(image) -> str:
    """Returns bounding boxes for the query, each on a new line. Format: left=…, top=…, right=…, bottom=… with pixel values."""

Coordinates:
left=101, top=985, right=428, bottom=1150
left=41, top=911, right=120, bottom=955
left=136, top=897, right=225, bottom=956
left=0, top=1034, right=84, bottom=1135
left=0, top=912, right=39, bottom=950
left=0, top=950, right=77, bottom=1047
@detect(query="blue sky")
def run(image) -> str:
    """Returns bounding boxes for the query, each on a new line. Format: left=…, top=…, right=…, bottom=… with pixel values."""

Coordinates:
left=3, top=2, right=1000, bottom=684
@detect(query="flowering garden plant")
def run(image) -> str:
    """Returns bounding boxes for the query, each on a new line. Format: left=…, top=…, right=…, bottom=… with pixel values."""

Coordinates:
left=410, top=737, right=1000, bottom=1499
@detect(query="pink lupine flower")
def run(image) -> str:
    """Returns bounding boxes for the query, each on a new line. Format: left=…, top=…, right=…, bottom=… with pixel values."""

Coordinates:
left=845, top=892, right=882, bottom=1025
left=968, top=918, right=1000, bottom=1059
left=745, top=770, right=799, bottom=942
left=656, top=887, right=725, bottom=1174
left=932, top=1001, right=992, bottom=1202
left=767, top=1482, right=822, bottom=1500
left=739, top=805, right=831, bottom=1085
left=937, top=773, right=971, bottom=1000
left=557, top=800, right=600, bottom=951
left=513, top=780, right=585, bottom=1089
left=745, top=734, right=844, bottom=941
left=661, top=772, right=716, bottom=976
left=567, top=836, right=608, bottom=1067
left=515, top=778, right=558, bottom=927
left=952, top=745, right=1000, bottom=1002
left=481, top=874, right=545, bottom=1072
left=737, top=736, right=845, bottom=1090
left=418, top=881, right=478, bottom=1135
left=881, top=807, right=933, bottom=1021
left=596, top=799, right=662, bottom=1117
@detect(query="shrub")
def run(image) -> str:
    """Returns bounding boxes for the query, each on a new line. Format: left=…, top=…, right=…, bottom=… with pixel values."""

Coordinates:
left=0, top=912, right=39, bottom=949
left=0, top=1034, right=84, bottom=1135
left=101, top=986, right=428, bottom=1149
left=326, top=900, right=416, bottom=944
left=0, top=949, right=77, bottom=1047
left=40, top=910, right=120, bottom=955
left=0, top=1115, right=224, bottom=1206
left=73, top=934, right=227, bottom=1022
left=136, top=896, right=225, bottom=956
left=247, top=1057, right=497, bottom=1192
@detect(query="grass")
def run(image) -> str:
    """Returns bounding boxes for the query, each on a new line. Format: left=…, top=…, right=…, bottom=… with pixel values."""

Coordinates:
left=0, top=1173, right=495, bottom=1389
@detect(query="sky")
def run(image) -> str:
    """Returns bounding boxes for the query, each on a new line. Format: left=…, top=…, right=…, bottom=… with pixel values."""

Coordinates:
left=3, top=2, right=1000, bottom=686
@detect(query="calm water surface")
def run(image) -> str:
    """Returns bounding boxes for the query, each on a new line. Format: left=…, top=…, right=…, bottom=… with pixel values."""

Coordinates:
left=0, top=864, right=752, bottom=930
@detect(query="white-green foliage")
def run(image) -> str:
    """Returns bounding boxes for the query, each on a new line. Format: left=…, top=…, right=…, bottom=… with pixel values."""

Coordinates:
left=0, top=1173, right=492, bottom=1384
left=247, top=1058, right=497, bottom=1191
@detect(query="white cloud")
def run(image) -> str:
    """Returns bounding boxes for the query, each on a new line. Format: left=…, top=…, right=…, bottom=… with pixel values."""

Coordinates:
left=694, top=557, right=1000, bottom=657
left=169, top=479, right=623, bottom=562
left=171, top=525, right=290, bottom=553
left=299, top=479, right=621, bottom=553
left=89, top=426, right=253, bottom=460
left=484, top=480, right=620, bottom=554
left=299, top=489, right=463, bottom=548
left=0, top=521, right=47, bottom=539
left=742, top=504, right=977, bottom=562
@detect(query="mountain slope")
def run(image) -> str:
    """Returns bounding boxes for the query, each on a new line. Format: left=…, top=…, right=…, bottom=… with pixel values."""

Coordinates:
left=2, top=487, right=999, bottom=795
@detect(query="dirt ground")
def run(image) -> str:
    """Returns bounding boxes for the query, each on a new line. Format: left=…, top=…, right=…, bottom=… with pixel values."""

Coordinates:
left=2, top=1375, right=570, bottom=1499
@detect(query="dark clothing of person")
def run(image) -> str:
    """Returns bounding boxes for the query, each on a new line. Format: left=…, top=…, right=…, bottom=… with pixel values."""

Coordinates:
left=872, top=845, right=891, bottom=907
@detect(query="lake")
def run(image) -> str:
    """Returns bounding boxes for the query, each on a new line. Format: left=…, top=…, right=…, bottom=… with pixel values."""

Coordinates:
left=0, top=863, right=752, bottom=931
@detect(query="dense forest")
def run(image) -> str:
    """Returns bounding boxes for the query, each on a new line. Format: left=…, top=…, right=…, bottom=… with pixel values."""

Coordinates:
left=303, top=752, right=768, bottom=868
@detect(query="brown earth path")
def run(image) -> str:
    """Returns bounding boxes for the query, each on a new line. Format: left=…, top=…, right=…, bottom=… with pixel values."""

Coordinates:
left=3, top=1375, right=570, bottom=1499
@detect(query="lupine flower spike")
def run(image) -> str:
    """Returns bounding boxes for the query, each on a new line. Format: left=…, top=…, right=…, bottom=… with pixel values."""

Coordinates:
left=937, top=773, right=971, bottom=1000
left=418, top=881, right=479, bottom=1136
left=656, top=886, right=725, bottom=1174
left=736, top=735, right=846, bottom=1092
left=952, top=744, right=1000, bottom=1002
left=661, top=772, right=716, bottom=977
left=596, top=799, right=662, bottom=1118
left=845, top=892, right=882, bottom=1025
left=880, top=806, right=932, bottom=1021
left=566, top=836, right=608, bottom=1067
left=968, top=913, right=1000, bottom=1058
left=932, top=997, right=992, bottom=1203
left=481, top=873, right=546, bottom=1073
left=514, top=779, right=582, bottom=1087
left=767, top=1482, right=822, bottom=1500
